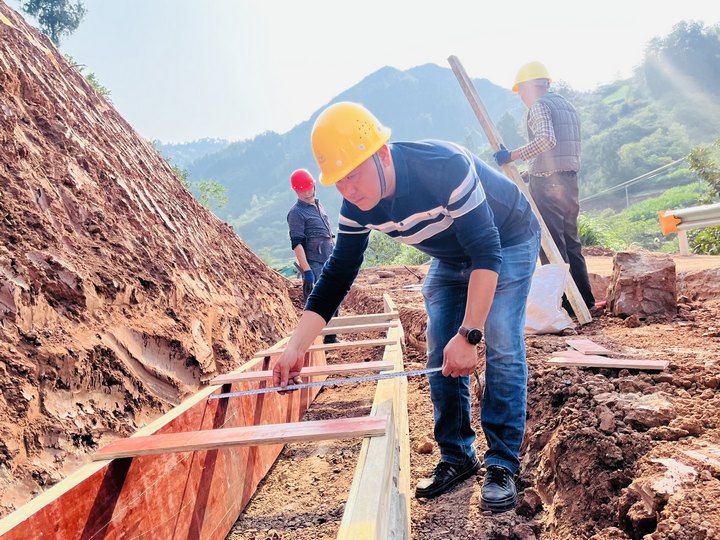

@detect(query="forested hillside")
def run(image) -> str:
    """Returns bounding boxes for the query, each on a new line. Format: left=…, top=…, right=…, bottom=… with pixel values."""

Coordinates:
left=165, top=21, right=719, bottom=263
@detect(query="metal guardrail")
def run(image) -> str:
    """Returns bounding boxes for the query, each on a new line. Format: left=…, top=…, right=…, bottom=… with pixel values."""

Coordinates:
left=658, top=202, right=720, bottom=255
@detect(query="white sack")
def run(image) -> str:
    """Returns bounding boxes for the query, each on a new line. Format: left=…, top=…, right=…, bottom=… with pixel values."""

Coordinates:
left=524, top=263, right=575, bottom=335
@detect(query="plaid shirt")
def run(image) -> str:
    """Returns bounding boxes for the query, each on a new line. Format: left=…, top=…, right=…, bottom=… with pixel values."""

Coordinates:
left=515, top=101, right=557, bottom=177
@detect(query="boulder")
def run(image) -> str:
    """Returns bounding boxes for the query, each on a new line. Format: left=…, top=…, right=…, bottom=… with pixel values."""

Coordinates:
left=606, top=252, right=676, bottom=318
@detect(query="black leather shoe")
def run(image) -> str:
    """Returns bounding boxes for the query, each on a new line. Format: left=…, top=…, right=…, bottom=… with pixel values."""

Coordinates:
left=323, top=335, right=338, bottom=344
left=480, top=465, right=517, bottom=512
left=415, top=458, right=480, bottom=499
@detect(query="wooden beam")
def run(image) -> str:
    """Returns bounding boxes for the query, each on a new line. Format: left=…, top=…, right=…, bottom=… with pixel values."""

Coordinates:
left=548, top=354, right=668, bottom=370
left=338, top=294, right=410, bottom=539
left=325, top=312, right=399, bottom=328
left=93, top=417, right=388, bottom=460
left=447, top=55, right=591, bottom=325
left=566, top=339, right=613, bottom=355
left=210, top=360, right=395, bottom=385
left=253, top=338, right=396, bottom=358
left=321, top=321, right=399, bottom=335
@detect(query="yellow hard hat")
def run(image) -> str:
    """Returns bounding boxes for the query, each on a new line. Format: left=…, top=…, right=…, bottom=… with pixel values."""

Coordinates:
left=512, top=61, right=551, bottom=92
left=311, top=102, right=391, bottom=186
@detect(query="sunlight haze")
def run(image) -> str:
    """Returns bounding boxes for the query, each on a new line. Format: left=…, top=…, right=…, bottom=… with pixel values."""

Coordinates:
left=7, top=0, right=719, bottom=143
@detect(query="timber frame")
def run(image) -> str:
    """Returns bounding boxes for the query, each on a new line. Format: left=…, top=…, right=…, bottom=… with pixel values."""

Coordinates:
left=0, top=294, right=411, bottom=539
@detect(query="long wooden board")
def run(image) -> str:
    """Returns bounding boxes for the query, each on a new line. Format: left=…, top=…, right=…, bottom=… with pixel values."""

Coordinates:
left=93, top=416, right=388, bottom=460
left=0, top=340, right=326, bottom=540
left=253, top=338, right=395, bottom=358
left=325, top=312, right=399, bottom=328
left=321, top=321, right=399, bottom=335
left=548, top=354, right=668, bottom=370
left=566, top=339, right=613, bottom=355
left=338, top=294, right=411, bottom=539
left=210, top=360, right=395, bottom=385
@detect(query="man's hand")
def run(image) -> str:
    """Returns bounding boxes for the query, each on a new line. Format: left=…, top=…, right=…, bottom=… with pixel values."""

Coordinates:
left=302, top=270, right=315, bottom=298
left=493, top=145, right=513, bottom=166
left=272, top=346, right=305, bottom=391
left=442, top=333, right=479, bottom=378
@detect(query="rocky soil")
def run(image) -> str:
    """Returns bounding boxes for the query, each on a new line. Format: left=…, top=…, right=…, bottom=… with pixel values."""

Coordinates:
left=228, top=260, right=720, bottom=540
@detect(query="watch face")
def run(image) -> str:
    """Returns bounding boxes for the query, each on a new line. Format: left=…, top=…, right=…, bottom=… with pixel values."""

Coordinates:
left=467, top=329, right=483, bottom=345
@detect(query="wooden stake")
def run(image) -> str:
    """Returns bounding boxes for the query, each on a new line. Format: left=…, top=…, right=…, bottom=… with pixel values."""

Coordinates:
left=93, top=416, right=388, bottom=460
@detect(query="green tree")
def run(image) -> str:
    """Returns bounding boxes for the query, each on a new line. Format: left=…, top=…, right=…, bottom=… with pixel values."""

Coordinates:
left=688, top=138, right=720, bottom=201
left=171, top=164, right=228, bottom=213
left=362, top=231, right=430, bottom=267
left=20, top=0, right=86, bottom=46
left=65, top=55, right=111, bottom=101
left=686, top=138, right=720, bottom=255
left=644, top=21, right=720, bottom=99
left=496, top=112, right=525, bottom=150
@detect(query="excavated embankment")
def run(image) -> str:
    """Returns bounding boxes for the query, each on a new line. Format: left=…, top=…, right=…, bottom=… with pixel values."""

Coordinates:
left=0, top=1, right=297, bottom=516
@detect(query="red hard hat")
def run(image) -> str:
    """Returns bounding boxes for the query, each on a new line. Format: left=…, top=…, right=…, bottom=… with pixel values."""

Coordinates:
left=290, top=169, right=315, bottom=191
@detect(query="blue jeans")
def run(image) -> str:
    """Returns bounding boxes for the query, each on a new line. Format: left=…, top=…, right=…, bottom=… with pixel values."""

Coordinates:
left=421, top=232, right=540, bottom=473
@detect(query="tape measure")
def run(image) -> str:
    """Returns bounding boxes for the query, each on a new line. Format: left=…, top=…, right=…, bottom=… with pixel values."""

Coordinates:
left=208, top=366, right=442, bottom=400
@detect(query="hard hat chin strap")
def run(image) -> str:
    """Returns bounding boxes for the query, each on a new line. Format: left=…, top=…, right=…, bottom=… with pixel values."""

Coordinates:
left=372, top=153, right=387, bottom=199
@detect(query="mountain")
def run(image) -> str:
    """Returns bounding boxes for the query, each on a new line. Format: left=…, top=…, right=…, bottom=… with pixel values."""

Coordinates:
left=156, top=137, right=230, bottom=169
left=187, top=22, right=720, bottom=263
left=188, top=63, right=523, bottom=261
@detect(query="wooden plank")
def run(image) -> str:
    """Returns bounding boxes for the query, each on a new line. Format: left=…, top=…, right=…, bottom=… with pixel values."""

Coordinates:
left=338, top=294, right=410, bottom=540
left=209, top=360, right=395, bottom=385
left=325, top=312, right=399, bottom=328
left=0, top=338, right=326, bottom=540
left=320, top=321, right=399, bottom=335
left=548, top=355, right=668, bottom=370
left=447, top=55, right=591, bottom=325
left=566, top=339, right=613, bottom=355
left=253, top=338, right=395, bottom=358
left=93, top=417, right=388, bottom=460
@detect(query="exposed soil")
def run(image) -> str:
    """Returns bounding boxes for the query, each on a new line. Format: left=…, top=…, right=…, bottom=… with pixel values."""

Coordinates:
left=0, top=3, right=296, bottom=517
left=3, top=3, right=720, bottom=538
left=228, top=260, right=720, bottom=540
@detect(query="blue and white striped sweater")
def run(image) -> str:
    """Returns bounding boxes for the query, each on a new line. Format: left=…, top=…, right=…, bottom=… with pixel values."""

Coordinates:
left=306, top=140, right=538, bottom=321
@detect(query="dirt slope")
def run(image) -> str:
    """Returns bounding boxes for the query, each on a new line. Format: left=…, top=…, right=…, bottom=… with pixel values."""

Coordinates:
left=0, top=2, right=297, bottom=516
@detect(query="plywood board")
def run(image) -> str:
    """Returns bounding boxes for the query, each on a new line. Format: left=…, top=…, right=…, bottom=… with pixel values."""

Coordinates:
left=0, top=339, right=326, bottom=540
left=93, top=416, right=388, bottom=460
left=566, top=339, right=613, bottom=355
left=548, top=355, right=668, bottom=370
left=210, top=360, right=395, bottom=385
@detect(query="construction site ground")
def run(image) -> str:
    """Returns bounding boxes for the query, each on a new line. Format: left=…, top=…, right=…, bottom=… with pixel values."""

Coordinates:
left=227, top=254, right=720, bottom=540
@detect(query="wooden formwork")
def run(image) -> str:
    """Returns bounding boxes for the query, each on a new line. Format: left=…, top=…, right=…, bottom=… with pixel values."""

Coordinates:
left=337, top=294, right=410, bottom=539
left=0, top=297, right=412, bottom=539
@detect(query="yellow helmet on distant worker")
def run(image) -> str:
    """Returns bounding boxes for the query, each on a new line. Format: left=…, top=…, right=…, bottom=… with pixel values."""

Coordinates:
left=512, top=61, right=552, bottom=92
left=311, top=102, right=391, bottom=186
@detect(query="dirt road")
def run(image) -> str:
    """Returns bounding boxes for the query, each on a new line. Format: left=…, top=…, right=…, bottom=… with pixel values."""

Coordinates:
left=585, top=254, right=720, bottom=276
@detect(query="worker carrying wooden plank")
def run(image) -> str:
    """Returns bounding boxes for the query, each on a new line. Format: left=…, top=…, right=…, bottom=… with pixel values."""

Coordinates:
left=272, top=101, right=541, bottom=513
left=493, top=61, right=596, bottom=315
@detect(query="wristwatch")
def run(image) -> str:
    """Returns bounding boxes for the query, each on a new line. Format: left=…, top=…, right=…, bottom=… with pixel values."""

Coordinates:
left=458, top=326, right=483, bottom=345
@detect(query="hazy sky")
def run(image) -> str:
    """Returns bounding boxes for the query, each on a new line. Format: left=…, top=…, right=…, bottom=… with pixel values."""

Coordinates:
left=7, top=0, right=720, bottom=143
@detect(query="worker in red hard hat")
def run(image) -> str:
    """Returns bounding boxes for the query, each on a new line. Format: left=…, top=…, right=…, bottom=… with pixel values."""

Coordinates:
left=287, top=169, right=338, bottom=343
